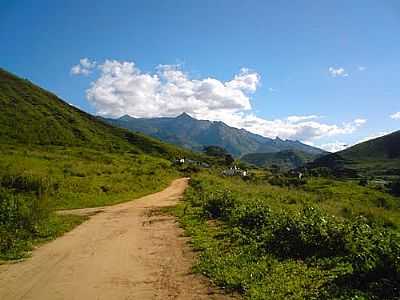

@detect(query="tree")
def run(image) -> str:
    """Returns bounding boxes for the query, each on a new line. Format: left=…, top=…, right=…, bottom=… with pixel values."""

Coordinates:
left=203, top=145, right=229, bottom=157
left=224, top=154, right=234, bottom=165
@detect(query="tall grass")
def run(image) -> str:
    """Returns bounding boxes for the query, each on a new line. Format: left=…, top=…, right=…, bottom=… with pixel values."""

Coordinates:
left=0, top=144, right=181, bottom=259
left=176, top=172, right=400, bottom=299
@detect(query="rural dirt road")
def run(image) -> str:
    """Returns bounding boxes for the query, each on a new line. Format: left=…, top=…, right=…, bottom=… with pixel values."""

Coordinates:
left=0, top=178, right=233, bottom=300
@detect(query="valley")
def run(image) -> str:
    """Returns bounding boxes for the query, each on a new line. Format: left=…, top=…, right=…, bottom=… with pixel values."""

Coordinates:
left=0, top=68, right=399, bottom=299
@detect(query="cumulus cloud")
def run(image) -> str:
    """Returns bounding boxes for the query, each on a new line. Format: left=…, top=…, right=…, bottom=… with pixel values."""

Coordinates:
left=319, top=141, right=348, bottom=152
left=75, top=58, right=366, bottom=142
left=328, top=67, right=348, bottom=77
left=358, top=66, right=366, bottom=71
left=390, top=112, right=400, bottom=120
left=222, top=114, right=366, bottom=141
left=71, top=58, right=97, bottom=75
left=86, top=60, right=256, bottom=118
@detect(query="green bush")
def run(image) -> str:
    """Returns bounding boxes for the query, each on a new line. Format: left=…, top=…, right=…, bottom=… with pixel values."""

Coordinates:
left=346, top=218, right=400, bottom=281
left=181, top=173, right=400, bottom=299
left=202, top=190, right=235, bottom=219
left=0, top=173, right=53, bottom=196
left=0, top=189, right=49, bottom=255
left=264, top=206, right=347, bottom=259
left=229, top=201, right=272, bottom=232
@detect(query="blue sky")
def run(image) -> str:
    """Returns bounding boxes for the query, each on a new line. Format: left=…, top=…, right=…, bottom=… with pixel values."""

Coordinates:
left=1, top=0, right=399, bottom=151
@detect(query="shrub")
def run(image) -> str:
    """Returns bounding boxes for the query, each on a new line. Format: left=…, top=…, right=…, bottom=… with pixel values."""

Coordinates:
left=264, top=206, right=347, bottom=259
left=202, top=190, right=235, bottom=219
left=0, top=173, right=52, bottom=196
left=0, top=173, right=52, bottom=257
left=182, top=174, right=400, bottom=298
left=229, top=201, right=272, bottom=231
left=346, top=218, right=400, bottom=281
left=0, top=189, right=49, bottom=255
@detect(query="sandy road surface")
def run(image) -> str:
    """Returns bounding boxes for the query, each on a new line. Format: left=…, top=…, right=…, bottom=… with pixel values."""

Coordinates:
left=0, top=178, right=233, bottom=300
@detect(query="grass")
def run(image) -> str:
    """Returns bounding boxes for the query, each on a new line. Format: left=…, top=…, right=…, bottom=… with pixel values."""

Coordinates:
left=0, top=213, right=87, bottom=261
left=0, top=68, right=197, bottom=159
left=174, top=171, right=400, bottom=299
left=0, top=67, right=212, bottom=260
left=0, top=143, right=182, bottom=259
left=0, top=144, right=180, bottom=209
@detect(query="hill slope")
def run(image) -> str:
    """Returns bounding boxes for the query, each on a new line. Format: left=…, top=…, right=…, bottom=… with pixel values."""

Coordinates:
left=0, top=68, right=192, bottom=159
left=308, top=130, right=400, bottom=177
left=103, top=113, right=326, bottom=157
left=0, top=68, right=198, bottom=259
left=241, top=150, right=319, bottom=170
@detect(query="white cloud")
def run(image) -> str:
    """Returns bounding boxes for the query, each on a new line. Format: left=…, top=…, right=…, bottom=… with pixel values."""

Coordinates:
left=86, top=60, right=255, bottom=118
left=286, top=115, right=320, bottom=123
left=318, top=131, right=389, bottom=153
left=268, top=87, right=277, bottom=92
left=328, top=67, right=348, bottom=77
left=319, top=141, right=348, bottom=152
left=358, top=66, right=366, bottom=71
left=71, top=58, right=97, bottom=76
left=224, top=114, right=366, bottom=141
left=390, top=112, right=400, bottom=120
left=77, top=59, right=366, bottom=143
left=354, top=118, right=367, bottom=125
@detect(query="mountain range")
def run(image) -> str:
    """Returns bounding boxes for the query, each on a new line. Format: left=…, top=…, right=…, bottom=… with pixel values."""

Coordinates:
left=103, top=113, right=327, bottom=157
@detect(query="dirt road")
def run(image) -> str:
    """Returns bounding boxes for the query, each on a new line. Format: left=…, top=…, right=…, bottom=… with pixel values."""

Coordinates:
left=0, top=178, right=232, bottom=300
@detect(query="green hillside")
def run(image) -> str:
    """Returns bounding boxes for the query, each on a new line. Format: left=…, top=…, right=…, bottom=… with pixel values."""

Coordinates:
left=241, top=149, right=319, bottom=170
left=309, top=131, right=400, bottom=178
left=341, top=131, right=400, bottom=161
left=0, top=68, right=194, bottom=159
left=0, top=68, right=199, bottom=259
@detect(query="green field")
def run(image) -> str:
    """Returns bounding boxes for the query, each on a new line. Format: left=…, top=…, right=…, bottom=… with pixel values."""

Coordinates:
left=174, top=171, right=400, bottom=299
left=0, top=144, right=181, bottom=259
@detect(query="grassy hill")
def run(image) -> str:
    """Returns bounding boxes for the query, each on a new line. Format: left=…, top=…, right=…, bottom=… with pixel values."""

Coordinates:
left=241, top=149, right=320, bottom=170
left=0, top=68, right=201, bottom=259
left=0, top=68, right=196, bottom=159
left=309, top=131, right=400, bottom=178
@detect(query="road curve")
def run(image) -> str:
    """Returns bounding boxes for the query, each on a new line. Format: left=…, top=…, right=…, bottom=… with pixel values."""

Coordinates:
left=0, top=178, right=232, bottom=300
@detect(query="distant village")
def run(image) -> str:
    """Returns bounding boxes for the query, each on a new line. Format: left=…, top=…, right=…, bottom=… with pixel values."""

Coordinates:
left=173, top=158, right=248, bottom=177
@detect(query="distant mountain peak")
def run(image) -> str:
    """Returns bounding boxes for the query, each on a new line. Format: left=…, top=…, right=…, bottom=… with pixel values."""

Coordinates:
left=119, top=114, right=135, bottom=121
left=176, top=112, right=193, bottom=120
left=104, top=112, right=326, bottom=157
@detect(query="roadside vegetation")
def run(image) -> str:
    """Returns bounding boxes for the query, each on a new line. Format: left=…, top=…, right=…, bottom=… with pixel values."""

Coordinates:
left=175, top=171, right=400, bottom=299
left=0, top=68, right=213, bottom=261
left=0, top=144, right=182, bottom=259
